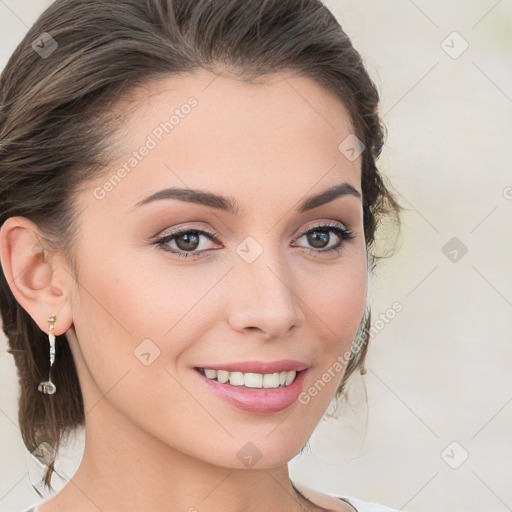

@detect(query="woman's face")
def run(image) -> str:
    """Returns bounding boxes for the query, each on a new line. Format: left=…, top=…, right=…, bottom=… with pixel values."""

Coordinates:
left=64, top=68, right=367, bottom=469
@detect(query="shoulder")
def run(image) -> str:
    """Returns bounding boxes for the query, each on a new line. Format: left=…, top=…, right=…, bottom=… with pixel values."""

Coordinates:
left=293, top=483, right=400, bottom=512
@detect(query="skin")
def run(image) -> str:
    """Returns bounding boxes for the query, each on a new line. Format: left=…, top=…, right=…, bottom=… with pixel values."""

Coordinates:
left=0, top=68, right=366, bottom=512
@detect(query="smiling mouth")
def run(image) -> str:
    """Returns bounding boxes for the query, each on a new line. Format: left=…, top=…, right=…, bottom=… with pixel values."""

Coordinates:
left=194, top=367, right=299, bottom=389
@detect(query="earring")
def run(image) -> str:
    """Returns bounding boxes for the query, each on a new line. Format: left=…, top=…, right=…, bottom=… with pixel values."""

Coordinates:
left=38, top=315, right=57, bottom=395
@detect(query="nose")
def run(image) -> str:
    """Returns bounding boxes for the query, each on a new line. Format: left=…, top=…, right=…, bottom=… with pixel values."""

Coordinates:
left=225, top=249, right=306, bottom=340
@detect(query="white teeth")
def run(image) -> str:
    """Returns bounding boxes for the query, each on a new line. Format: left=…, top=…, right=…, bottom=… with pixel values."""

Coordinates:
left=229, top=372, right=245, bottom=386
left=244, top=373, right=263, bottom=388
left=204, top=369, right=217, bottom=379
left=285, top=370, right=296, bottom=386
left=200, top=368, right=298, bottom=388
left=217, top=370, right=229, bottom=383
left=263, top=373, right=280, bottom=388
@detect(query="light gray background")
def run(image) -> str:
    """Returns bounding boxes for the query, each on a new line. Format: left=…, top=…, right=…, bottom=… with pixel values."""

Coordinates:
left=1, top=1, right=511, bottom=511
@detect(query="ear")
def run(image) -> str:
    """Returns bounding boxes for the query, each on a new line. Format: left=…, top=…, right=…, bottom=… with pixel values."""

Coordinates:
left=0, top=216, right=73, bottom=336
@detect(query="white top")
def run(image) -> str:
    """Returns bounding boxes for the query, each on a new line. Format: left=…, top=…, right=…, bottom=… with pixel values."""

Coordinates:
left=340, top=495, right=401, bottom=511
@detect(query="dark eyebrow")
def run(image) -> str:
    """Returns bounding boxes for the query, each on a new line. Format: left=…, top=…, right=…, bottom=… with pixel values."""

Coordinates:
left=296, top=182, right=361, bottom=212
left=131, top=187, right=240, bottom=214
left=130, top=182, right=361, bottom=214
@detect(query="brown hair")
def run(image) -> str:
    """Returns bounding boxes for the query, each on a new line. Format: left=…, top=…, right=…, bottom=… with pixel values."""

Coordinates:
left=0, top=0, right=401, bottom=492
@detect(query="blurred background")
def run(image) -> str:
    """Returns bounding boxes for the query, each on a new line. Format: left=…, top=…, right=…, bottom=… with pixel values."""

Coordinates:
left=1, top=1, right=511, bottom=511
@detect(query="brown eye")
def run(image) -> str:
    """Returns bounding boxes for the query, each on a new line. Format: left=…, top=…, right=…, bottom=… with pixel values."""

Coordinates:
left=293, top=223, right=354, bottom=254
left=174, top=232, right=201, bottom=251
left=306, top=230, right=331, bottom=249
left=154, top=228, right=221, bottom=259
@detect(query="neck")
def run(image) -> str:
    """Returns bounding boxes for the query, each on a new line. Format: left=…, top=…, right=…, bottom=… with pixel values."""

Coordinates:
left=46, top=398, right=312, bottom=512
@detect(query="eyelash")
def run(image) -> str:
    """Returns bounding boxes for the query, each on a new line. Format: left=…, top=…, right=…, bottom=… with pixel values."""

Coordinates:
left=153, top=223, right=355, bottom=260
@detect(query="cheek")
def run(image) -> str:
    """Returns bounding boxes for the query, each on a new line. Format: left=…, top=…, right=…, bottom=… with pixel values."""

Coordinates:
left=293, top=262, right=367, bottom=418
left=302, top=254, right=367, bottom=349
left=67, top=251, right=190, bottom=392
left=68, top=244, right=232, bottom=418
left=295, top=258, right=366, bottom=408
left=69, top=258, right=206, bottom=436
left=74, top=245, right=206, bottom=339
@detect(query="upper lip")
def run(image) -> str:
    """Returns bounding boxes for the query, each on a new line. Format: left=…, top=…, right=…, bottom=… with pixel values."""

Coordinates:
left=195, top=360, right=309, bottom=374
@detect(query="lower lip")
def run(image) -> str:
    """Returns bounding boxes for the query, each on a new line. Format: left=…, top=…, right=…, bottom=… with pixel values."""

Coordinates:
left=194, top=368, right=309, bottom=413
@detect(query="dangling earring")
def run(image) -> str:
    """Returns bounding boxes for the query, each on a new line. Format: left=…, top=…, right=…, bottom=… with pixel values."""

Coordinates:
left=38, top=315, right=57, bottom=395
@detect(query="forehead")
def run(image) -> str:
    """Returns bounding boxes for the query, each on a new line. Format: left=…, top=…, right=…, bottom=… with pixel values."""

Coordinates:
left=83, top=68, right=361, bottom=215
left=113, top=67, right=356, bottom=150
left=125, top=66, right=352, bottom=109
